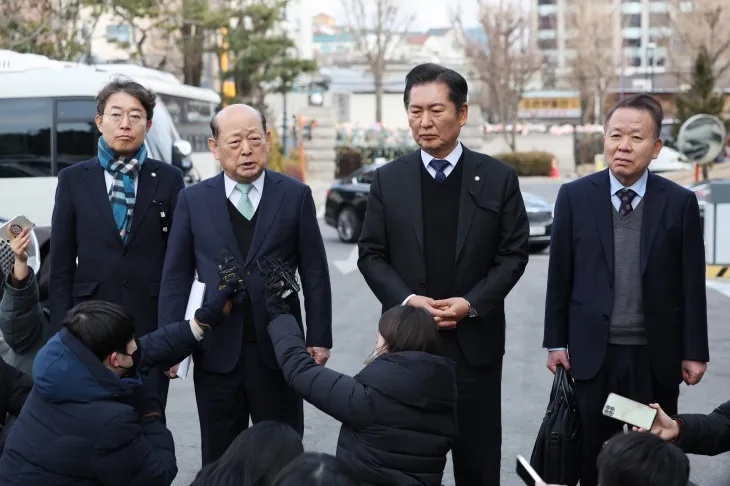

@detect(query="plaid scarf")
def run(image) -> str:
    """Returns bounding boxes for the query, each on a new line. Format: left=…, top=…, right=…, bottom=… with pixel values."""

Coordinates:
left=97, top=137, right=146, bottom=244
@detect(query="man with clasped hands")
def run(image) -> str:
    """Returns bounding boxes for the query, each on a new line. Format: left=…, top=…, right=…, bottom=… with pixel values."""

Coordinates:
left=158, top=104, right=332, bottom=465
left=543, top=94, right=709, bottom=486
left=357, top=63, right=530, bottom=485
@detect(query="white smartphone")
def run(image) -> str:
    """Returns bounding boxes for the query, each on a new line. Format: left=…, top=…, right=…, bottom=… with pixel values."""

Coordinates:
left=602, top=393, right=658, bottom=430
left=516, top=455, right=542, bottom=485
left=0, top=214, right=35, bottom=242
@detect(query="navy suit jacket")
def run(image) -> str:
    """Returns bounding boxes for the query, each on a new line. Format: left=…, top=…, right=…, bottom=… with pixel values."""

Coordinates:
left=543, top=169, right=709, bottom=387
left=158, top=169, right=332, bottom=373
left=49, top=158, right=185, bottom=336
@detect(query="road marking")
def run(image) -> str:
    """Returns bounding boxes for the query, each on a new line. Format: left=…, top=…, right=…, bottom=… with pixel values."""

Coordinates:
left=707, top=280, right=730, bottom=299
left=333, top=246, right=359, bottom=275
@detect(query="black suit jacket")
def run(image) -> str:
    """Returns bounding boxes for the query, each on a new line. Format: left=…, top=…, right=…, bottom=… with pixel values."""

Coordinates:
left=543, top=169, right=709, bottom=387
left=357, top=146, right=530, bottom=367
left=49, top=157, right=185, bottom=336
left=157, top=170, right=332, bottom=373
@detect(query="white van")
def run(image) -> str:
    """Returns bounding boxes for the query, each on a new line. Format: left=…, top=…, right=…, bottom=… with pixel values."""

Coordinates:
left=0, top=54, right=198, bottom=279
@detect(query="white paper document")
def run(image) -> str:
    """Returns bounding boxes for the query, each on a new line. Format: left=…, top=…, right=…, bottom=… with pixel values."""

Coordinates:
left=176, top=277, right=206, bottom=380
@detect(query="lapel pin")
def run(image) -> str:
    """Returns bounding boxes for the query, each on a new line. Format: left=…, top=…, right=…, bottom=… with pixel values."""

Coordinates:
left=152, top=172, right=157, bottom=177
left=475, top=176, right=480, bottom=181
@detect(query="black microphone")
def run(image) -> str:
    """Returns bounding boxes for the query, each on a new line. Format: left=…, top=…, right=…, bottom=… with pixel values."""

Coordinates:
left=217, top=250, right=247, bottom=299
left=257, top=256, right=300, bottom=298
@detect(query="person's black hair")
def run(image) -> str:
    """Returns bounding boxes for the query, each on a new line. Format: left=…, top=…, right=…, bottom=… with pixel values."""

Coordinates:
left=604, top=93, right=663, bottom=139
left=190, top=421, right=303, bottom=486
left=97, top=75, right=156, bottom=121
left=378, top=305, right=441, bottom=356
left=403, top=63, right=468, bottom=112
left=271, top=452, right=361, bottom=486
left=62, top=301, right=136, bottom=361
left=210, top=104, right=268, bottom=140
left=597, top=431, right=689, bottom=486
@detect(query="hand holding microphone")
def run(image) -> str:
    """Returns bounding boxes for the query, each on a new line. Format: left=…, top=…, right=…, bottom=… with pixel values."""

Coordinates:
left=258, top=256, right=300, bottom=320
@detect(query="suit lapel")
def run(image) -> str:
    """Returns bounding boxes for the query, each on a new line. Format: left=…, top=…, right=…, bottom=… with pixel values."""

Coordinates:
left=126, top=160, right=160, bottom=246
left=455, top=147, right=483, bottom=263
left=640, top=172, right=666, bottom=275
left=398, top=150, right=425, bottom=252
left=245, top=170, right=284, bottom=268
left=588, top=170, right=615, bottom=282
left=83, top=159, right=122, bottom=245
left=205, top=173, right=247, bottom=267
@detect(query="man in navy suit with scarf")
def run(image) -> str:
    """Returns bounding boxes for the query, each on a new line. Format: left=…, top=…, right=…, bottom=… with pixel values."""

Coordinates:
left=158, top=103, right=332, bottom=464
left=50, top=78, right=185, bottom=402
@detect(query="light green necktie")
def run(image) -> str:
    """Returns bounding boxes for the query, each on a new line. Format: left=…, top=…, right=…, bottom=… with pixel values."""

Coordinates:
left=236, top=183, right=255, bottom=220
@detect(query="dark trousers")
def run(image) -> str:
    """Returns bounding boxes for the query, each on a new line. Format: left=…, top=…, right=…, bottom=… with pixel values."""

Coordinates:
left=193, top=340, right=304, bottom=465
left=441, top=331, right=503, bottom=486
left=574, top=345, right=679, bottom=486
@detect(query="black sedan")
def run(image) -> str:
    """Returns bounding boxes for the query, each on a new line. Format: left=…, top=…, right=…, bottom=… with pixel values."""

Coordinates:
left=324, top=162, right=553, bottom=253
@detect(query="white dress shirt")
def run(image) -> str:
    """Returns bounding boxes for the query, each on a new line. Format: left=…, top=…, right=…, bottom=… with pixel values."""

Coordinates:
left=548, top=169, right=649, bottom=353
left=402, top=141, right=464, bottom=306
left=609, top=168, right=648, bottom=211
left=224, top=172, right=265, bottom=212
left=419, top=141, right=463, bottom=180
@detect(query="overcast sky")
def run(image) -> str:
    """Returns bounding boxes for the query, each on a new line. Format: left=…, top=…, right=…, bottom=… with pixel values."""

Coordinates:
left=311, top=0, right=481, bottom=29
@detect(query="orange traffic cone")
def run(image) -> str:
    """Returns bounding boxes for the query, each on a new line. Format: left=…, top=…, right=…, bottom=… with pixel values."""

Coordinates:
left=549, top=158, right=559, bottom=179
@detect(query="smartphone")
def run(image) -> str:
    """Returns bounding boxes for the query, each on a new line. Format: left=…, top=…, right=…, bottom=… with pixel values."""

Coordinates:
left=602, top=393, right=658, bottom=430
left=516, top=454, right=542, bottom=485
left=0, top=214, right=35, bottom=242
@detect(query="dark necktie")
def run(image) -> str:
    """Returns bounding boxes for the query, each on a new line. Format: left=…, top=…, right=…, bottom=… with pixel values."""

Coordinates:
left=429, top=159, right=450, bottom=184
left=617, top=188, right=637, bottom=216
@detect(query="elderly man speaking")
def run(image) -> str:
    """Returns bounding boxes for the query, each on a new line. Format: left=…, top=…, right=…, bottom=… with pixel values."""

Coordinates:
left=158, top=104, right=332, bottom=465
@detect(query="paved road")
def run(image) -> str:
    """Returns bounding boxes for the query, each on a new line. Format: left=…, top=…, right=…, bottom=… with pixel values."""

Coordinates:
left=168, top=179, right=730, bottom=485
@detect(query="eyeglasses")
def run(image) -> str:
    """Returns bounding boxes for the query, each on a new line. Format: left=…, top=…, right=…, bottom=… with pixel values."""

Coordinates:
left=104, top=111, right=147, bottom=125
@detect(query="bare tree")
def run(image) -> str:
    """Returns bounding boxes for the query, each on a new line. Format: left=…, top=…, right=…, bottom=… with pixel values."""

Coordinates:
left=0, top=0, right=104, bottom=61
left=455, top=0, right=542, bottom=151
left=340, top=0, right=414, bottom=124
left=666, top=0, right=730, bottom=83
left=565, top=0, right=619, bottom=123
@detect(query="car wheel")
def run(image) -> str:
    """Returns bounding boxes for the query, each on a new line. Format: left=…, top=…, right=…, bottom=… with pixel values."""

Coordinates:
left=336, top=207, right=362, bottom=243
left=529, top=242, right=550, bottom=254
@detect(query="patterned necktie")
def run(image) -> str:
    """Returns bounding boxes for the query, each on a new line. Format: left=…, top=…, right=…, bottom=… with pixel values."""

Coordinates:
left=429, top=159, right=450, bottom=184
left=617, top=188, right=637, bottom=216
left=236, top=183, right=255, bottom=220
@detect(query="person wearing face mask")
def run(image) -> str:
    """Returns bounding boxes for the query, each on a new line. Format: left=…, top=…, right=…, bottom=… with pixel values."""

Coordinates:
left=0, top=285, right=234, bottom=486
left=265, top=280, right=458, bottom=486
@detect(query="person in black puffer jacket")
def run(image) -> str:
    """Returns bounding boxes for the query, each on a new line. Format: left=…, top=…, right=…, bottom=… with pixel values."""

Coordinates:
left=265, top=282, right=458, bottom=486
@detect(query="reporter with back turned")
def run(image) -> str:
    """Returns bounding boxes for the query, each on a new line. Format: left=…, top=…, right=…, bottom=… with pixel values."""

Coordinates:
left=264, top=270, right=458, bottom=486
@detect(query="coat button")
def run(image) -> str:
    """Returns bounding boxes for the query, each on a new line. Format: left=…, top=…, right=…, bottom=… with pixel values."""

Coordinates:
left=244, top=270, right=250, bottom=276
left=603, top=313, right=610, bottom=320
left=419, top=283, right=425, bottom=289
left=122, top=250, right=128, bottom=256
left=123, top=280, right=129, bottom=287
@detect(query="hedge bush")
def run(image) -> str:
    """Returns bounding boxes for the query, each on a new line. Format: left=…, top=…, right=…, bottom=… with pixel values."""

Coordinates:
left=494, top=151, right=555, bottom=176
left=268, top=128, right=304, bottom=181
left=335, top=145, right=415, bottom=178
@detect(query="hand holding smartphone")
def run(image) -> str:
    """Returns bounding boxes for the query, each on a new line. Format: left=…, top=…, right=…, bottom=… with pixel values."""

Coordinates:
left=516, top=455, right=542, bottom=485
left=602, top=393, right=658, bottom=430
left=0, top=214, right=35, bottom=242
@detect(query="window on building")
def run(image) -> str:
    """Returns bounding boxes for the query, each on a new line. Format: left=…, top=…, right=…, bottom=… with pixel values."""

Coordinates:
left=0, top=99, right=53, bottom=178
left=538, top=14, right=556, bottom=29
left=106, top=24, right=132, bottom=44
left=623, top=14, right=642, bottom=27
left=625, top=38, right=641, bottom=47
left=538, top=39, right=558, bottom=50
left=538, top=0, right=556, bottom=4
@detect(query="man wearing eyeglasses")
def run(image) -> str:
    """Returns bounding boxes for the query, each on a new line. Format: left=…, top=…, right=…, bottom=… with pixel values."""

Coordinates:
left=49, top=78, right=185, bottom=406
